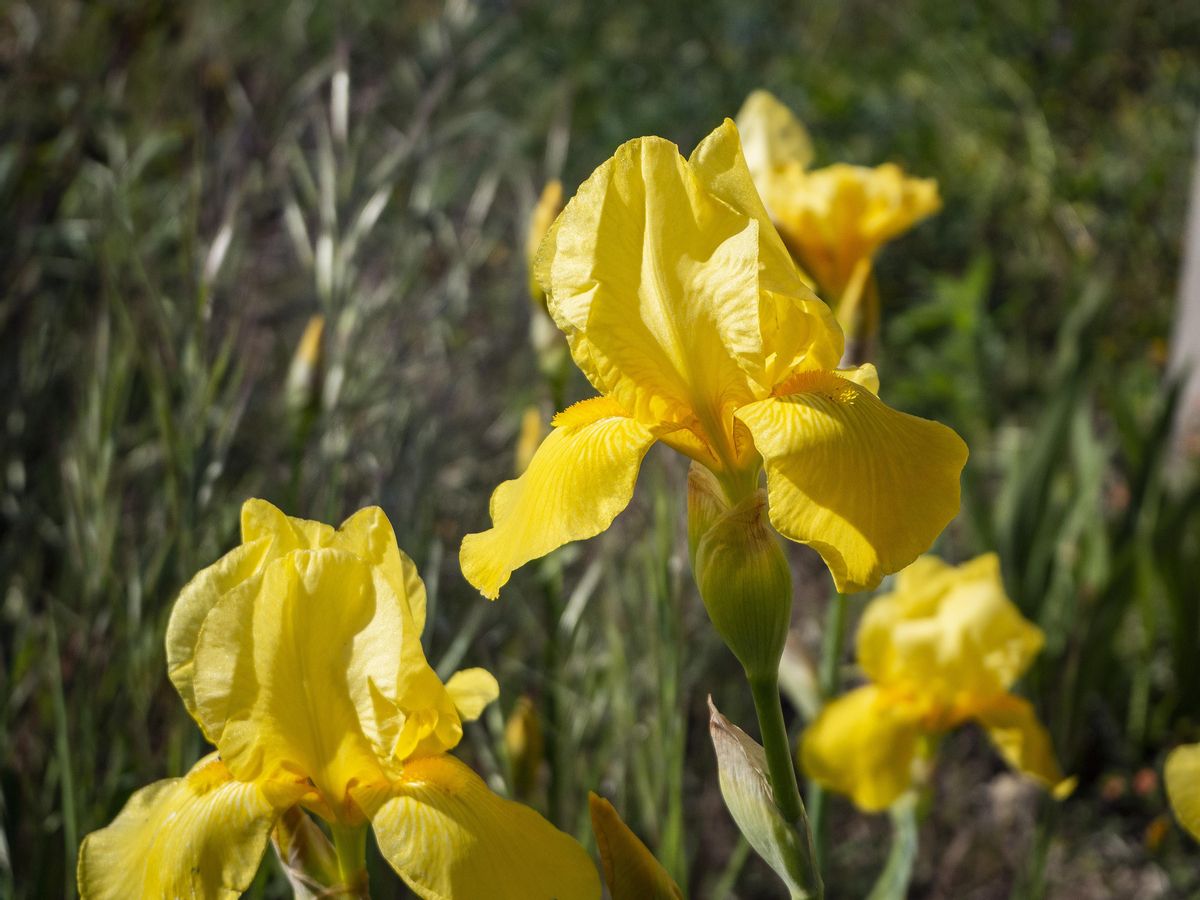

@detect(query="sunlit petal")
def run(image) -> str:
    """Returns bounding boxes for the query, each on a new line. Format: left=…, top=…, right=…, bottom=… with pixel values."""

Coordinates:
left=358, top=754, right=600, bottom=900
left=165, top=536, right=272, bottom=737
left=460, top=396, right=656, bottom=599
left=241, top=497, right=336, bottom=551
left=192, top=550, right=414, bottom=818
left=763, top=162, right=941, bottom=301
left=536, top=130, right=765, bottom=443
left=331, top=505, right=429, bottom=633
left=736, top=371, right=967, bottom=592
left=77, top=754, right=306, bottom=900
left=800, top=685, right=922, bottom=813
left=688, top=120, right=844, bottom=388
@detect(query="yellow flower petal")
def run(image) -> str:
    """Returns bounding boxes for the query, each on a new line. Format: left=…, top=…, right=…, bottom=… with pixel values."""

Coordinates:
left=736, top=371, right=967, bottom=593
left=445, top=668, right=500, bottom=721
left=800, top=685, right=922, bottom=812
left=192, top=549, right=419, bottom=818
left=536, top=129, right=765, bottom=454
left=459, top=396, right=656, bottom=599
left=974, top=695, right=1071, bottom=797
left=589, top=792, right=683, bottom=900
left=169, top=500, right=431, bottom=739
left=1166, top=743, right=1200, bottom=842
left=331, top=505, right=429, bottom=633
left=857, top=554, right=1044, bottom=700
left=165, top=536, right=272, bottom=737
left=688, top=120, right=844, bottom=388
left=358, top=754, right=600, bottom=900
left=241, top=497, right=336, bottom=551
left=77, top=754, right=305, bottom=900
left=734, top=90, right=815, bottom=175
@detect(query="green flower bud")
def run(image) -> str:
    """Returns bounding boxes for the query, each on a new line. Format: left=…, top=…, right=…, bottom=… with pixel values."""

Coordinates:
left=690, top=467, right=792, bottom=681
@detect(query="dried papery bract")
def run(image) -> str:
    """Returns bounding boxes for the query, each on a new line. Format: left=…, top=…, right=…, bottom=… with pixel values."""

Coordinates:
left=709, top=697, right=819, bottom=899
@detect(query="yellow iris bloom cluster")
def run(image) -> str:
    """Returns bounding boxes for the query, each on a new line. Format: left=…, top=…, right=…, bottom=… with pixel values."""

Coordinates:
left=78, top=500, right=598, bottom=900
left=801, top=554, right=1072, bottom=812
left=460, top=119, right=967, bottom=601
left=80, top=108, right=1070, bottom=898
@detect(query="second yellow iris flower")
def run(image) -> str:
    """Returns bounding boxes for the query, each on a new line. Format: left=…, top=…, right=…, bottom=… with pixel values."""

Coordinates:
left=801, top=553, right=1072, bottom=812
left=78, top=500, right=599, bottom=900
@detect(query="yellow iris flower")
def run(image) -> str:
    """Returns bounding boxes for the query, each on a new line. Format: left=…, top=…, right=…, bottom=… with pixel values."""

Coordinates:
left=78, top=499, right=599, bottom=900
left=801, top=553, right=1072, bottom=812
left=735, top=90, right=941, bottom=336
left=1166, top=742, right=1200, bottom=842
left=459, top=119, right=967, bottom=599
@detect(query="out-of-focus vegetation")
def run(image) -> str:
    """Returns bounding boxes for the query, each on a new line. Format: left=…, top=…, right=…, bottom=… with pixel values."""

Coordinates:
left=2, top=1, right=1198, bottom=897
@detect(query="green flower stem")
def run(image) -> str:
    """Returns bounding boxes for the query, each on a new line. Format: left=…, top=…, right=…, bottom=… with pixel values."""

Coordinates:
left=329, top=823, right=369, bottom=898
left=748, top=674, right=803, bottom=823
left=748, top=673, right=822, bottom=899
left=808, top=592, right=847, bottom=869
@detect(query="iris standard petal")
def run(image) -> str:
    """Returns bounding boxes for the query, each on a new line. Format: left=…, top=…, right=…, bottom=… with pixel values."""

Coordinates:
left=165, top=536, right=272, bottom=736
left=735, top=371, right=967, bottom=593
left=1166, top=743, right=1200, bottom=842
left=536, top=131, right=764, bottom=442
left=192, top=549, right=409, bottom=817
left=799, top=685, right=922, bottom=812
left=857, top=554, right=1044, bottom=698
left=459, top=396, right=656, bottom=599
left=332, top=505, right=429, bottom=633
left=241, top=497, right=336, bottom=551
left=358, top=754, right=601, bottom=900
left=77, top=754, right=306, bottom=900
left=974, top=695, right=1072, bottom=798
left=688, top=119, right=845, bottom=389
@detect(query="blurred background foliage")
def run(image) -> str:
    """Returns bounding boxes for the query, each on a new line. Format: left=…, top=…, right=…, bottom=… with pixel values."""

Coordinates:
left=2, top=0, right=1199, bottom=897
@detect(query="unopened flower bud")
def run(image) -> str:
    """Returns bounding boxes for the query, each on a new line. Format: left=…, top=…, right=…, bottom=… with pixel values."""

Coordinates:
left=285, top=315, right=325, bottom=420
left=708, top=697, right=818, bottom=898
left=691, top=476, right=792, bottom=681
left=504, top=695, right=544, bottom=799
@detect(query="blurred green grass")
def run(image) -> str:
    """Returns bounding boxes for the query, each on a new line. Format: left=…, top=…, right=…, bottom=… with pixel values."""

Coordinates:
left=2, top=1, right=1199, bottom=897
